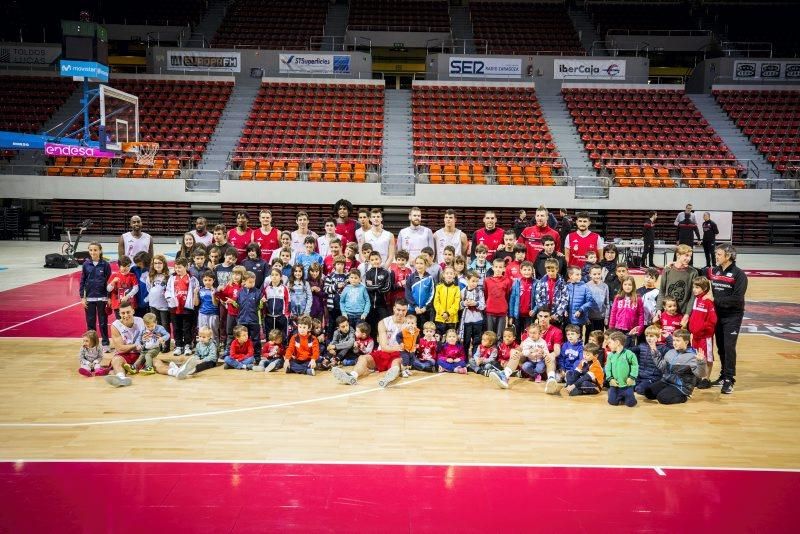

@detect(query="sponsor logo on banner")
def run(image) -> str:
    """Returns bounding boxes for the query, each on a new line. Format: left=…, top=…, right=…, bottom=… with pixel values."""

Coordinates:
left=167, top=50, right=240, bottom=72
left=760, top=63, right=781, bottom=78
left=44, top=143, right=116, bottom=159
left=786, top=64, right=800, bottom=79
left=0, top=43, right=61, bottom=66
left=59, top=60, right=109, bottom=82
left=448, top=57, right=522, bottom=79
left=554, top=59, right=626, bottom=80
left=734, top=62, right=756, bottom=78
left=279, top=54, right=351, bottom=74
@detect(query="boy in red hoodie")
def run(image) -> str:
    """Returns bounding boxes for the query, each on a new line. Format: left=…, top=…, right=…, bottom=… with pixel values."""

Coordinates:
left=224, top=325, right=254, bottom=370
left=484, top=257, right=512, bottom=338
left=688, top=276, right=717, bottom=389
left=215, top=265, right=246, bottom=357
left=107, top=255, right=139, bottom=319
left=285, top=315, right=319, bottom=376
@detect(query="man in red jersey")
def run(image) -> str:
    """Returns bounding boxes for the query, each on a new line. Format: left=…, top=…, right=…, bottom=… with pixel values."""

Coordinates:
left=519, top=206, right=561, bottom=262
left=252, top=209, right=281, bottom=262
left=564, top=211, right=604, bottom=268
left=469, top=210, right=505, bottom=261
left=333, top=199, right=358, bottom=246
left=227, top=211, right=253, bottom=264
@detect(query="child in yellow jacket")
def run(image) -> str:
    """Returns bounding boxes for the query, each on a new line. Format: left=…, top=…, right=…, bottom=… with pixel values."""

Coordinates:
left=433, top=266, right=461, bottom=337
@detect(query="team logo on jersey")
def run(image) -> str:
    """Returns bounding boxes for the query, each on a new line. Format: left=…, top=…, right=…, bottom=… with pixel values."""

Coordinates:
left=741, top=301, right=800, bottom=343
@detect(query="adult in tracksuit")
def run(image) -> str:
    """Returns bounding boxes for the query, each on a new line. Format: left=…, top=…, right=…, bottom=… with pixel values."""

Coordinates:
left=79, top=242, right=112, bottom=350
left=675, top=213, right=701, bottom=266
left=701, top=212, right=719, bottom=268
left=708, top=244, right=747, bottom=394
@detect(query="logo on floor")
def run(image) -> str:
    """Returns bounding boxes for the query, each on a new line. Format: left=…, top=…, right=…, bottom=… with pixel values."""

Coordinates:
left=742, top=301, right=800, bottom=343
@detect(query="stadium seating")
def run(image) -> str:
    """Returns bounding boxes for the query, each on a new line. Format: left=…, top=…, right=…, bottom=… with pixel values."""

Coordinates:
left=0, top=75, right=75, bottom=134
left=213, top=0, right=327, bottom=49
left=348, top=0, right=450, bottom=32
left=703, top=3, right=800, bottom=58
left=46, top=199, right=192, bottom=236
left=712, top=88, right=800, bottom=176
left=470, top=2, right=584, bottom=55
left=562, top=86, right=743, bottom=187
left=234, top=81, right=383, bottom=181
left=413, top=84, right=562, bottom=185
left=97, top=0, right=206, bottom=26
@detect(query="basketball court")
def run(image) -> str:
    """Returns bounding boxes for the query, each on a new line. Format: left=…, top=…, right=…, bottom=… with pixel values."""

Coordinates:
left=0, top=242, right=798, bottom=532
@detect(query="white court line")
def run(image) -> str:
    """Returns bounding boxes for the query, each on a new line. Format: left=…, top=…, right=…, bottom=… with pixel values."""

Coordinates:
left=0, top=302, right=82, bottom=334
left=654, top=467, right=666, bottom=476
left=1, top=458, right=798, bottom=474
left=0, top=372, right=443, bottom=428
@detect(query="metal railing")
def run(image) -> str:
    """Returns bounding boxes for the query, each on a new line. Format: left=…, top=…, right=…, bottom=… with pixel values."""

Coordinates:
left=720, top=41, right=773, bottom=58
left=184, top=169, right=222, bottom=192
left=607, top=28, right=712, bottom=37
left=592, top=156, right=760, bottom=180
left=572, top=176, right=610, bottom=199
left=424, top=38, right=488, bottom=55
left=346, top=24, right=450, bottom=32
left=606, top=172, right=766, bottom=189
left=0, top=163, right=187, bottom=179
left=309, top=35, right=372, bottom=52
left=224, top=167, right=377, bottom=184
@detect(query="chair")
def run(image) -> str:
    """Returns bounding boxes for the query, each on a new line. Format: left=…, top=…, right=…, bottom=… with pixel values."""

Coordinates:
left=429, top=164, right=443, bottom=184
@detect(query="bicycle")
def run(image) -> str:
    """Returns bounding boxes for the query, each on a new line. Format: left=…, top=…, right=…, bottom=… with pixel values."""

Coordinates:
left=61, top=219, right=93, bottom=265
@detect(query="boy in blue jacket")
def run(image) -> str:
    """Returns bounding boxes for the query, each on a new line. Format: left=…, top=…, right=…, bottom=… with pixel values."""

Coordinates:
left=508, top=261, right=537, bottom=335
left=340, top=269, right=370, bottom=329
left=633, top=324, right=667, bottom=394
left=557, top=324, right=584, bottom=381
left=237, top=272, right=263, bottom=363
left=565, top=266, right=596, bottom=335
left=79, top=241, right=112, bottom=351
left=405, top=255, right=435, bottom=326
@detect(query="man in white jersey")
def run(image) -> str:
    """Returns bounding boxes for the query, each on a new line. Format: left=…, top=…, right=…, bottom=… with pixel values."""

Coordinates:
left=189, top=217, right=213, bottom=248
left=332, top=299, right=408, bottom=387
left=291, top=211, right=319, bottom=255
left=354, top=208, right=371, bottom=244
left=118, top=215, right=153, bottom=261
left=434, top=209, right=469, bottom=263
left=103, top=303, right=198, bottom=387
left=360, top=208, right=395, bottom=267
left=397, top=207, right=434, bottom=263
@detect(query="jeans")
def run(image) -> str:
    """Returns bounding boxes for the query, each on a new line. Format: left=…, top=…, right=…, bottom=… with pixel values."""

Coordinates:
left=287, top=359, right=312, bottom=374
left=260, top=356, right=284, bottom=371
left=608, top=386, right=637, bottom=407
left=224, top=356, right=254, bottom=369
left=468, top=358, right=501, bottom=375
left=566, top=370, right=601, bottom=395
left=134, top=347, right=161, bottom=369
left=521, top=359, right=546, bottom=378
left=411, top=357, right=437, bottom=372
left=85, top=300, right=109, bottom=345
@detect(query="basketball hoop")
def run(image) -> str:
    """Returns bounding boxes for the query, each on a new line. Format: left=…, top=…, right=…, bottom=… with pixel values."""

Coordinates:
left=122, top=142, right=159, bottom=166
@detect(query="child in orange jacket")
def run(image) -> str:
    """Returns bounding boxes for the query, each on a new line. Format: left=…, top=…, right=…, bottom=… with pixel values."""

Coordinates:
left=285, top=315, right=319, bottom=376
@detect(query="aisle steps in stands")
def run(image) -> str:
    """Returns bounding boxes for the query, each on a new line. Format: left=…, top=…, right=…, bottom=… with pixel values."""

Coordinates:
left=322, top=2, right=349, bottom=50
left=449, top=5, right=476, bottom=53
left=186, top=0, right=230, bottom=47
left=382, top=89, right=415, bottom=196
left=569, top=5, right=604, bottom=55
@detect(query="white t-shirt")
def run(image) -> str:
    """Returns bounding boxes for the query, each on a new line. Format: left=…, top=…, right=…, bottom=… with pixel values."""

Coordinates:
left=433, top=228, right=465, bottom=262
left=291, top=230, right=319, bottom=255
left=317, top=233, right=342, bottom=259
left=112, top=316, right=145, bottom=353
left=362, top=228, right=393, bottom=266
left=190, top=230, right=213, bottom=248
left=121, top=232, right=151, bottom=260
left=380, top=315, right=404, bottom=351
left=397, top=225, right=434, bottom=263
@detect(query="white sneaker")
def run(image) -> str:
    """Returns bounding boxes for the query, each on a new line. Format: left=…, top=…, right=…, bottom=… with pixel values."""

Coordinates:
left=176, top=356, right=198, bottom=380
left=378, top=366, right=400, bottom=388
left=105, top=374, right=132, bottom=387
left=332, top=366, right=356, bottom=385
left=183, top=346, right=193, bottom=356
left=544, top=377, right=560, bottom=395
left=264, top=360, right=279, bottom=373
left=307, top=368, right=316, bottom=376
left=401, top=369, right=411, bottom=378
left=173, top=347, right=183, bottom=356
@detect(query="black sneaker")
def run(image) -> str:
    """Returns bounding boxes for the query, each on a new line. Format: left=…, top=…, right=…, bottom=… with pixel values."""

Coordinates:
left=721, top=380, right=734, bottom=394
left=696, top=378, right=711, bottom=390
left=710, top=376, right=725, bottom=387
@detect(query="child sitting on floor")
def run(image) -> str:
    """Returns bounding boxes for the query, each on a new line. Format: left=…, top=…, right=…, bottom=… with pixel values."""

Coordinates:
left=563, top=342, right=604, bottom=396
left=132, top=312, right=170, bottom=375
left=437, top=329, right=467, bottom=373
left=468, top=331, right=499, bottom=376
left=78, top=330, right=108, bottom=377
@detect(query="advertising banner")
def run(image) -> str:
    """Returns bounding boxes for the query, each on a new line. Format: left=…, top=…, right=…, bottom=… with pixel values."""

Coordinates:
left=733, top=60, right=800, bottom=80
left=448, top=57, right=522, bottom=79
left=0, top=43, right=60, bottom=66
left=554, top=59, right=626, bottom=80
left=44, top=143, right=116, bottom=159
left=167, top=50, right=241, bottom=72
left=59, top=60, right=109, bottom=82
left=279, top=54, right=351, bottom=74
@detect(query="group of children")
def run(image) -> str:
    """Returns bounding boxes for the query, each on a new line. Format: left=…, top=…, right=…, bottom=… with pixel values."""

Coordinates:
left=78, top=212, right=719, bottom=404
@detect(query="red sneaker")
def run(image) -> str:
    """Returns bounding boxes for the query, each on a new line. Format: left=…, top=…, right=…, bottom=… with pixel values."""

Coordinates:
left=78, top=368, right=92, bottom=377
left=93, top=367, right=110, bottom=377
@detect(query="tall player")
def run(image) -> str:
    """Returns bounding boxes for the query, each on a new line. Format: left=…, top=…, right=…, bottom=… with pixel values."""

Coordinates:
left=397, top=207, right=434, bottom=263
left=252, top=209, right=281, bottom=263
left=469, top=210, right=505, bottom=261
left=227, top=211, right=253, bottom=264
left=564, top=211, right=604, bottom=269
left=434, top=209, right=469, bottom=263
left=518, top=206, right=560, bottom=262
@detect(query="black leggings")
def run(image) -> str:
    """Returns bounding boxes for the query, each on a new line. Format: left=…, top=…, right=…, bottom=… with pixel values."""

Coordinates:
left=644, top=381, right=688, bottom=405
left=84, top=301, right=109, bottom=345
left=171, top=311, right=193, bottom=349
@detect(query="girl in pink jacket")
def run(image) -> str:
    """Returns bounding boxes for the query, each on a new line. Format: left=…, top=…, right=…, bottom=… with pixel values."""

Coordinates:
left=609, top=277, right=645, bottom=336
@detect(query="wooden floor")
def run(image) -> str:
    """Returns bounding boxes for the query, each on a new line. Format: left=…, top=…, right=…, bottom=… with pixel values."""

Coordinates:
left=0, top=271, right=798, bottom=469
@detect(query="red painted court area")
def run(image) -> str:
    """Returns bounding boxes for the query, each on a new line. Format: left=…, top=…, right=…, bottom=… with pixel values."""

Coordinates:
left=0, top=461, right=794, bottom=533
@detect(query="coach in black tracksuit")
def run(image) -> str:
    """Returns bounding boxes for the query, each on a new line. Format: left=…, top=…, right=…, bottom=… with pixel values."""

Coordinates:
left=675, top=214, right=701, bottom=266
left=708, top=244, right=748, bottom=395
left=642, top=211, right=657, bottom=267
left=701, top=212, right=720, bottom=268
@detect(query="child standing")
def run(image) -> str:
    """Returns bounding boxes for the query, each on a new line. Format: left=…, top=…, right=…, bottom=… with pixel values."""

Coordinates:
left=107, top=255, right=139, bottom=319
left=288, top=264, right=312, bottom=333
left=324, top=257, right=348, bottom=339
left=533, top=258, right=569, bottom=324
left=147, top=254, right=171, bottom=330
left=565, top=266, right=596, bottom=332
left=396, top=315, right=421, bottom=374
left=388, top=250, right=412, bottom=308
left=468, top=244, right=491, bottom=286
left=77, top=330, right=107, bottom=377
left=236, top=271, right=263, bottom=363
left=508, top=261, right=536, bottom=334
left=484, top=257, right=512, bottom=338
left=437, top=329, right=467, bottom=373
left=405, top=255, right=435, bottom=326
left=260, top=328, right=286, bottom=372
left=580, top=250, right=597, bottom=282
left=563, top=342, right=604, bottom=396
left=459, top=271, right=486, bottom=359
left=132, top=312, right=170, bottom=374
left=262, top=268, right=290, bottom=339
left=216, top=265, right=245, bottom=356
left=339, top=269, right=370, bottom=329
left=604, top=331, right=639, bottom=407
left=468, top=331, right=499, bottom=376
left=307, top=263, right=326, bottom=323
left=586, top=264, right=610, bottom=340
left=656, top=244, right=697, bottom=317
left=433, top=266, right=461, bottom=336
left=687, top=277, right=717, bottom=389
left=79, top=242, right=111, bottom=351
left=296, top=236, right=324, bottom=276
left=637, top=267, right=661, bottom=326
left=197, top=271, right=220, bottom=344
left=326, top=317, right=356, bottom=368
left=505, top=245, right=528, bottom=281
left=224, top=325, right=254, bottom=370
left=364, top=251, right=393, bottom=334
left=608, top=277, right=644, bottom=345
left=658, top=296, right=683, bottom=343
left=644, top=329, right=707, bottom=404
left=165, top=258, right=199, bottom=356
left=285, top=316, right=319, bottom=376
left=242, top=243, right=268, bottom=290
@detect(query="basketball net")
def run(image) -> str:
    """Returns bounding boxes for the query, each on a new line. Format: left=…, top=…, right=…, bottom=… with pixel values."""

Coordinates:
left=121, top=142, right=160, bottom=166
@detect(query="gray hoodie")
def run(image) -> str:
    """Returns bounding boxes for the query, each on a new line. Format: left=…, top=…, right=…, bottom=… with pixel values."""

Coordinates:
left=652, top=346, right=707, bottom=396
